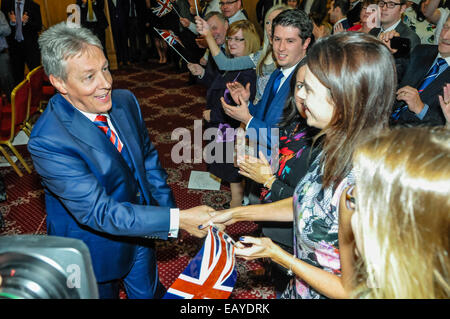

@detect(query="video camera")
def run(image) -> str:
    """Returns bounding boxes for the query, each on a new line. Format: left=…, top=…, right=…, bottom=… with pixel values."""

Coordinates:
left=0, top=235, right=98, bottom=299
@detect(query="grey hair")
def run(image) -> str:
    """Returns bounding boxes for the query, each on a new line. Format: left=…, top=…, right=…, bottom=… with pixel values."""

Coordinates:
left=38, top=22, right=103, bottom=80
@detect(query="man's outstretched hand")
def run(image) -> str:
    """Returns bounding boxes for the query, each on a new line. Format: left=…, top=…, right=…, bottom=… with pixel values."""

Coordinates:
left=179, top=205, right=217, bottom=238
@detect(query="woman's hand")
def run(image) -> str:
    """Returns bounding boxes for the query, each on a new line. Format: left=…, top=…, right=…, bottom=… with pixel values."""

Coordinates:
left=238, top=151, right=274, bottom=187
left=235, top=236, right=279, bottom=260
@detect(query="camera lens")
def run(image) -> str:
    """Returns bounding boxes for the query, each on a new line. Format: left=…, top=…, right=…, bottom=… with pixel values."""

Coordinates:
left=0, top=252, right=80, bottom=299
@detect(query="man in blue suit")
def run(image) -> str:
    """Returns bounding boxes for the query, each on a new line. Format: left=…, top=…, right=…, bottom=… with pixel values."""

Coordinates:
left=29, top=22, right=214, bottom=299
left=221, top=9, right=312, bottom=153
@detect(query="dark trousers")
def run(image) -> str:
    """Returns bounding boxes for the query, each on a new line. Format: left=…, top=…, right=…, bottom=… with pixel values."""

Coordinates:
left=0, top=50, right=14, bottom=97
left=9, top=41, right=40, bottom=86
left=96, top=245, right=166, bottom=299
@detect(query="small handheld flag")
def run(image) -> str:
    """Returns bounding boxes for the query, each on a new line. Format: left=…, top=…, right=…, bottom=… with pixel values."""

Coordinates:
left=152, top=0, right=173, bottom=17
left=163, top=226, right=237, bottom=299
left=154, top=28, right=189, bottom=63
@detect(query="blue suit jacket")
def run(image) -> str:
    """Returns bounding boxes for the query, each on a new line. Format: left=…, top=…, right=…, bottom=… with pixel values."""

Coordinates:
left=247, top=68, right=293, bottom=151
left=28, top=89, right=175, bottom=283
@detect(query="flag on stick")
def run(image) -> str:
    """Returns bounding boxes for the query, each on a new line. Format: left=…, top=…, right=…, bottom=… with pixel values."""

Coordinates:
left=193, top=0, right=199, bottom=16
left=163, top=226, right=237, bottom=299
left=154, top=28, right=190, bottom=63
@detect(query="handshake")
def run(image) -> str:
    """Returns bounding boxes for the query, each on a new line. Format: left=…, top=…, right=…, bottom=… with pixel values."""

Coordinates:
left=179, top=204, right=283, bottom=262
left=178, top=205, right=237, bottom=238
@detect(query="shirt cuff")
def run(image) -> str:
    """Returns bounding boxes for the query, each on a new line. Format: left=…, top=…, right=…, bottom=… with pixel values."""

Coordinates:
left=168, top=208, right=180, bottom=238
left=245, top=116, right=254, bottom=130
left=416, top=104, right=429, bottom=120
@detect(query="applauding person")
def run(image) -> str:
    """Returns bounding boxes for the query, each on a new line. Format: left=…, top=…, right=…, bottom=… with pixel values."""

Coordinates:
left=203, top=32, right=397, bottom=299
left=188, top=20, right=260, bottom=208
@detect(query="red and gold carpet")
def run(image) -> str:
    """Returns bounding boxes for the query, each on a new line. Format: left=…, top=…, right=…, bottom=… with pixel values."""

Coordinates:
left=0, top=61, right=276, bottom=299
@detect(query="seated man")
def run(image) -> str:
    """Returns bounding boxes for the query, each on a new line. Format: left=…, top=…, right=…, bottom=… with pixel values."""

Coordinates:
left=391, top=14, right=450, bottom=126
left=29, top=22, right=214, bottom=299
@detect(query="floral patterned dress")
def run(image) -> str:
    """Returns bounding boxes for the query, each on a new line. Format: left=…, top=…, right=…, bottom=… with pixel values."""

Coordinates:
left=280, top=152, right=355, bottom=299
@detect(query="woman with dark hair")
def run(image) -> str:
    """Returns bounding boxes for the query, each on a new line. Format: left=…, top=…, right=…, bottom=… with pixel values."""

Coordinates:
left=203, top=32, right=397, bottom=298
left=237, top=60, right=320, bottom=294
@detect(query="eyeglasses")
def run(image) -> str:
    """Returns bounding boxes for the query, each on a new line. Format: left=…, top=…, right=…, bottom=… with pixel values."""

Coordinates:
left=378, top=1, right=403, bottom=8
left=226, top=36, right=245, bottom=42
left=219, top=0, right=238, bottom=6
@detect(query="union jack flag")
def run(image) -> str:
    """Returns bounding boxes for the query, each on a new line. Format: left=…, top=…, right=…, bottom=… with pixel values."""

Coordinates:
left=163, top=226, right=237, bottom=299
left=155, top=28, right=184, bottom=47
left=152, top=0, right=173, bottom=17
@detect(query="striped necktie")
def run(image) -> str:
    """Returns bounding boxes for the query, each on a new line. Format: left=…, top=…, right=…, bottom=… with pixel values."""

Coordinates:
left=392, top=58, right=448, bottom=121
left=417, top=58, right=447, bottom=93
left=15, top=1, right=24, bottom=42
left=94, top=115, right=123, bottom=153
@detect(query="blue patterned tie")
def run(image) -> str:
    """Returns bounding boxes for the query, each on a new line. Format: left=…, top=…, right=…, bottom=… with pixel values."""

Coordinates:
left=392, top=58, right=448, bottom=121
left=417, top=58, right=447, bottom=93
left=15, top=1, right=24, bottom=42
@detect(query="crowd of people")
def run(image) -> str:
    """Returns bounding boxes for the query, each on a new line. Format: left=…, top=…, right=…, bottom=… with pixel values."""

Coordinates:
left=0, top=0, right=448, bottom=299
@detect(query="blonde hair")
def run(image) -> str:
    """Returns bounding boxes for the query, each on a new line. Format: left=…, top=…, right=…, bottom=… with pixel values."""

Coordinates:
left=225, top=20, right=261, bottom=57
left=352, top=126, right=450, bottom=299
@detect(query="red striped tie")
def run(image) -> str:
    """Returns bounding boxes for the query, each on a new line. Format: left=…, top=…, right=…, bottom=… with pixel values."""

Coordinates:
left=94, top=115, right=123, bottom=153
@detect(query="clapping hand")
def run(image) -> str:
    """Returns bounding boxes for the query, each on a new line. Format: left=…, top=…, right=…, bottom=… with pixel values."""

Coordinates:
left=438, top=83, right=450, bottom=125
left=225, top=81, right=251, bottom=105
left=221, top=82, right=252, bottom=125
left=238, top=151, right=274, bottom=186
left=333, top=22, right=344, bottom=34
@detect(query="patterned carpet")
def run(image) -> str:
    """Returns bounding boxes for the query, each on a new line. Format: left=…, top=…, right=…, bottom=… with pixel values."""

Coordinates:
left=0, top=61, right=276, bottom=299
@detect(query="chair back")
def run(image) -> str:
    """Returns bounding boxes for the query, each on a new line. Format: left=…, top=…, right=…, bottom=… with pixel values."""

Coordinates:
left=27, top=65, right=45, bottom=117
left=0, top=79, right=30, bottom=142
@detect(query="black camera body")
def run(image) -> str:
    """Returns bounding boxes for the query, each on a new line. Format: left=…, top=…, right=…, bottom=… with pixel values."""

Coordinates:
left=391, top=37, right=411, bottom=58
left=0, top=235, right=98, bottom=299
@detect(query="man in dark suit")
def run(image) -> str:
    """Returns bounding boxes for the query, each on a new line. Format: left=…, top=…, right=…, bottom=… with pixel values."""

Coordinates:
left=30, top=22, right=214, bottom=299
left=126, top=0, right=147, bottom=62
left=328, top=0, right=353, bottom=33
left=108, top=0, right=129, bottom=66
left=77, top=0, right=108, bottom=55
left=0, top=0, right=41, bottom=85
left=369, top=0, right=420, bottom=53
left=391, top=14, right=450, bottom=127
left=221, top=9, right=312, bottom=152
